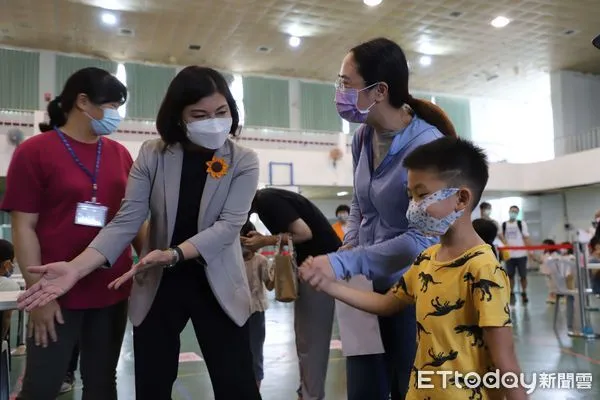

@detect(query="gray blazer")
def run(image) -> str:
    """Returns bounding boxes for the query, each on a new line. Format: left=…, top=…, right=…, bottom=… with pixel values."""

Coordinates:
left=89, top=138, right=258, bottom=327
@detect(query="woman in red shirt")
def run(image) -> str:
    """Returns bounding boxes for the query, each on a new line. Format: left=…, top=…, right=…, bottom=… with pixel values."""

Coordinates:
left=2, top=67, right=145, bottom=399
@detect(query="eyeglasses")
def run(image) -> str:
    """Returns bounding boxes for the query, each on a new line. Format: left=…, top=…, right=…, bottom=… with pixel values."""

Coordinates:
left=335, top=77, right=381, bottom=92
left=334, top=77, right=346, bottom=90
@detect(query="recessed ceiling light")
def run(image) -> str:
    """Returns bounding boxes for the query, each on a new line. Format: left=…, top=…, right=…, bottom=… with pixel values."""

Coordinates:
left=419, top=55, right=432, bottom=67
left=337, top=191, right=349, bottom=197
left=101, top=12, right=117, bottom=26
left=256, top=46, right=272, bottom=53
left=289, top=36, right=301, bottom=48
left=490, top=16, right=510, bottom=28
left=117, top=28, right=134, bottom=37
left=363, top=0, right=383, bottom=6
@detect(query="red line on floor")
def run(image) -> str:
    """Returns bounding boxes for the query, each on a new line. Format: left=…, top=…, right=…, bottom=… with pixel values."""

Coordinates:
left=560, top=348, right=600, bottom=365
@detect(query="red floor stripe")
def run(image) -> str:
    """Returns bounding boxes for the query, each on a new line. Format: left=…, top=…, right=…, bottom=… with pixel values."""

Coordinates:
left=560, top=348, right=600, bottom=365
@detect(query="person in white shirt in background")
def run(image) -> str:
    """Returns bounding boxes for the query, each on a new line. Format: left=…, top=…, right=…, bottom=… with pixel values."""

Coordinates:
left=0, top=239, right=20, bottom=339
left=241, top=222, right=274, bottom=389
left=502, top=205, right=535, bottom=305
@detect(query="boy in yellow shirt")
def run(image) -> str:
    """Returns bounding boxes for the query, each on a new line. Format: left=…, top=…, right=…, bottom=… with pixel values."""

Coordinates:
left=300, top=137, right=527, bottom=400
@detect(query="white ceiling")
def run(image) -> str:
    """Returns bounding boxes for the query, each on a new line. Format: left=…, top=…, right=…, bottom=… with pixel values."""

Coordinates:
left=2, top=0, right=600, bottom=98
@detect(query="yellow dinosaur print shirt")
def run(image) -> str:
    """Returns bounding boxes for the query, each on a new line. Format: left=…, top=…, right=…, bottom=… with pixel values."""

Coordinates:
left=392, top=243, right=512, bottom=400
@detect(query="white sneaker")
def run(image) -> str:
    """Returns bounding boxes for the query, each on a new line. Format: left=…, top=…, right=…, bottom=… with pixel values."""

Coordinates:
left=59, top=377, right=75, bottom=393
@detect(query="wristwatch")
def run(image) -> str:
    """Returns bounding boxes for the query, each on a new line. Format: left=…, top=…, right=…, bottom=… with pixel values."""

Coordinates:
left=165, top=247, right=183, bottom=268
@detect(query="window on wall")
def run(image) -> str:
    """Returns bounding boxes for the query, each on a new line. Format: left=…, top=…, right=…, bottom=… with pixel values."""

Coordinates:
left=432, top=96, right=472, bottom=139
left=299, top=82, right=341, bottom=132
left=55, top=55, right=117, bottom=95
left=124, top=63, right=176, bottom=120
left=0, top=49, right=39, bottom=110
left=115, top=63, right=127, bottom=118
left=242, top=76, right=290, bottom=128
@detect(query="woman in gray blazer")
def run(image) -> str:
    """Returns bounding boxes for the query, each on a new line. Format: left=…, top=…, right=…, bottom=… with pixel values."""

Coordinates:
left=18, top=66, right=262, bottom=400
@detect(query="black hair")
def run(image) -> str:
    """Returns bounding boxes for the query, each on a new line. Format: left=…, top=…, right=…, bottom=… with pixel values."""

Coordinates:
left=350, top=38, right=457, bottom=138
left=402, top=137, right=489, bottom=209
left=156, top=66, right=240, bottom=145
left=335, top=205, right=350, bottom=215
left=0, top=239, right=14, bottom=262
left=479, top=201, right=491, bottom=210
left=510, top=205, right=520, bottom=211
left=241, top=221, right=256, bottom=237
left=542, top=238, right=556, bottom=254
left=472, top=218, right=497, bottom=246
left=39, top=67, right=127, bottom=132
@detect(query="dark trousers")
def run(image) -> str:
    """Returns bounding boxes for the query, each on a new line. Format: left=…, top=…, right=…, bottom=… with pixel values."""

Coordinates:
left=17, top=300, right=128, bottom=400
left=346, top=305, right=417, bottom=400
left=67, top=345, right=79, bottom=375
left=133, top=263, right=261, bottom=400
left=248, top=311, right=266, bottom=381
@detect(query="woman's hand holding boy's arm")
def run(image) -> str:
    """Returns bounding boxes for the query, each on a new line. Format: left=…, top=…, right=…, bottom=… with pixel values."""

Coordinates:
left=299, top=257, right=405, bottom=316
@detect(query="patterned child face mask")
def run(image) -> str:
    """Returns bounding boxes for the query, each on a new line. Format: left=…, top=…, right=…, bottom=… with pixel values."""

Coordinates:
left=406, top=188, right=465, bottom=237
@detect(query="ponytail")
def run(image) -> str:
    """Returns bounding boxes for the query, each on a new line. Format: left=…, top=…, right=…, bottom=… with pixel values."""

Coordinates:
left=38, top=123, right=52, bottom=132
left=45, top=97, right=67, bottom=129
left=406, top=96, right=458, bottom=138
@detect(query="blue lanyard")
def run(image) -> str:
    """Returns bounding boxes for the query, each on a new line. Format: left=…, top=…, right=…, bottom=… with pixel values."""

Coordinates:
left=55, top=128, right=103, bottom=203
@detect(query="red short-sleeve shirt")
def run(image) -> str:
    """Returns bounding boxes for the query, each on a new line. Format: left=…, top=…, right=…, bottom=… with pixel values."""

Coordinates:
left=1, top=130, right=134, bottom=309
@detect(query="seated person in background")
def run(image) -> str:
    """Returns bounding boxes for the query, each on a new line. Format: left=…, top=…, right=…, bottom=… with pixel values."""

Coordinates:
left=589, top=236, right=600, bottom=296
left=300, top=137, right=527, bottom=400
left=472, top=218, right=499, bottom=260
left=0, top=239, right=20, bottom=339
left=539, top=239, right=558, bottom=304
left=240, top=221, right=274, bottom=389
left=559, top=242, right=576, bottom=291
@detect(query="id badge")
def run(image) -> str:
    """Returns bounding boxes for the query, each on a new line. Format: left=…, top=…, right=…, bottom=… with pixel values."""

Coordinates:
left=75, top=202, right=108, bottom=228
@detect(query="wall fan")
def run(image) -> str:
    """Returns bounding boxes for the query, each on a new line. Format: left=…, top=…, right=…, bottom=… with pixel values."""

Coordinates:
left=7, top=128, right=24, bottom=147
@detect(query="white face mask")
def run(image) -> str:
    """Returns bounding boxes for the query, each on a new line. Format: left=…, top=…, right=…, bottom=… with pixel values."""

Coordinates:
left=186, top=117, right=232, bottom=149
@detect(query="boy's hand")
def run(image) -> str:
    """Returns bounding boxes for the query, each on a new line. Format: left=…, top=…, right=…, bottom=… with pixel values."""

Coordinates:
left=307, top=255, right=335, bottom=278
left=338, top=244, right=354, bottom=252
left=299, top=256, right=335, bottom=292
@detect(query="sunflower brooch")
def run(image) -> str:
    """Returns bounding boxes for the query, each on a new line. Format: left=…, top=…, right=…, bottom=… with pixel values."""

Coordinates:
left=206, top=156, right=229, bottom=179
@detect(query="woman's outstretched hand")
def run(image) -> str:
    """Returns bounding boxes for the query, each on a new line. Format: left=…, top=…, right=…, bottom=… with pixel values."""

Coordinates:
left=108, top=250, right=172, bottom=290
left=17, top=262, right=79, bottom=311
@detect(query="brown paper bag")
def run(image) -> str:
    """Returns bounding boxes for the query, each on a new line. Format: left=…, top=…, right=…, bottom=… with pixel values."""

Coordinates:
left=273, top=236, right=299, bottom=302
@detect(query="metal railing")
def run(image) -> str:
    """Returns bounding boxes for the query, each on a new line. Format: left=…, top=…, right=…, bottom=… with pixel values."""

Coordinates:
left=554, top=127, right=600, bottom=156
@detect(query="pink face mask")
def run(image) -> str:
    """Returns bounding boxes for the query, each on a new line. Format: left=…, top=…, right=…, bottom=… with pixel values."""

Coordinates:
left=335, top=82, right=379, bottom=123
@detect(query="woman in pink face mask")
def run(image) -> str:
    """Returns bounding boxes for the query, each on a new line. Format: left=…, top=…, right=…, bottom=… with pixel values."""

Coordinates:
left=306, top=38, right=458, bottom=400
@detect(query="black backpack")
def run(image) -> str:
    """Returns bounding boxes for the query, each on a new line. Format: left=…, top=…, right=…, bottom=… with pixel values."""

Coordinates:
left=502, top=220, right=523, bottom=237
